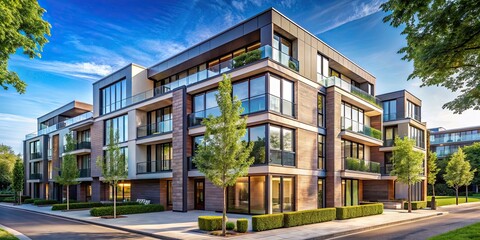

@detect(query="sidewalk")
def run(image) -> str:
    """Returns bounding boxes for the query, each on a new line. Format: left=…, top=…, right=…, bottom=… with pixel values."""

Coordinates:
left=0, top=203, right=447, bottom=239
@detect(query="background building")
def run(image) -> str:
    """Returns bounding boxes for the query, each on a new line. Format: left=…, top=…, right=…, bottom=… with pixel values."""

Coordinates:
left=430, top=126, right=480, bottom=159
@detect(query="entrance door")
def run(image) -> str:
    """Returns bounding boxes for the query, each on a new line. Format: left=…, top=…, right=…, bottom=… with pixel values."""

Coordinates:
left=194, top=179, right=205, bottom=210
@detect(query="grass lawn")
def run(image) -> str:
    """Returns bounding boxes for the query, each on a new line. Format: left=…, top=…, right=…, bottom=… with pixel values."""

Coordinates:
left=0, top=228, right=18, bottom=240
left=427, top=195, right=480, bottom=206
left=429, top=222, right=480, bottom=240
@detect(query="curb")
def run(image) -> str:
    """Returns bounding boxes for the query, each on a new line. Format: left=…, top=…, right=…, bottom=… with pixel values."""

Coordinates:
left=0, top=223, right=31, bottom=240
left=308, top=212, right=447, bottom=240
left=0, top=205, right=179, bottom=240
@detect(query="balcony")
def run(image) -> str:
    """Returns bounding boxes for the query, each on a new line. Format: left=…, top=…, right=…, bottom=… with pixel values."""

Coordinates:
left=29, top=173, right=42, bottom=180
left=64, top=142, right=91, bottom=152
left=137, top=160, right=172, bottom=174
left=341, top=117, right=382, bottom=141
left=188, top=93, right=295, bottom=127
left=137, top=120, right=173, bottom=138
left=79, top=168, right=91, bottom=178
left=26, top=112, right=93, bottom=139
left=322, top=76, right=382, bottom=109
left=431, top=132, right=480, bottom=145
left=383, top=111, right=421, bottom=122
left=345, top=157, right=380, bottom=174
left=30, top=152, right=42, bottom=160
left=381, top=164, right=393, bottom=175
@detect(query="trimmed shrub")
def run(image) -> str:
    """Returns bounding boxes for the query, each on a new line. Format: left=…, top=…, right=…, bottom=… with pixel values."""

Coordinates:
left=24, top=198, right=42, bottom=204
left=52, top=202, right=104, bottom=211
left=404, top=201, right=427, bottom=210
left=90, top=204, right=164, bottom=217
left=232, top=49, right=261, bottom=68
left=34, top=199, right=59, bottom=206
left=104, top=201, right=139, bottom=207
left=198, top=216, right=223, bottom=231
left=252, top=213, right=284, bottom=232
left=226, top=221, right=235, bottom=230
left=336, top=203, right=383, bottom=220
left=236, top=219, right=248, bottom=233
left=301, top=208, right=336, bottom=225
left=283, top=212, right=303, bottom=227
left=1, top=196, right=30, bottom=203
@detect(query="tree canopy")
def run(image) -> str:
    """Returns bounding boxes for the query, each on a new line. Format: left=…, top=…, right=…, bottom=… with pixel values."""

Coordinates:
left=427, top=151, right=440, bottom=196
left=0, top=0, right=51, bottom=93
left=381, top=0, right=480, bottom=113
left=444, top=148, right=476, bottom=204
left=0, top=144, right=18, bottom=188
left=11, top=157, right=24, bottom=204
left=462, top=142, right=480, bottom=187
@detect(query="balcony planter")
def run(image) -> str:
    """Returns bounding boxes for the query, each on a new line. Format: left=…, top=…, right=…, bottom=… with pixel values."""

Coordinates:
left=232, top=50, right=261, bottom=68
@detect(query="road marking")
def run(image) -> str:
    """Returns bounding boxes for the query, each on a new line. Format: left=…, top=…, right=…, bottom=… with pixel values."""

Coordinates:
left=0, top=224, right=31, bottom=240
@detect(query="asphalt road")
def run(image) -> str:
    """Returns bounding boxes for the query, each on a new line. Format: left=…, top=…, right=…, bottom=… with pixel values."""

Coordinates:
left=331, top=203, right=480, bottom=240
left=0, top=205, right=156, bottom=240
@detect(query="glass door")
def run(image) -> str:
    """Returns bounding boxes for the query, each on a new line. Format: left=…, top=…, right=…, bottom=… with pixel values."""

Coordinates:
left=194, top=179, right=205, bottom=210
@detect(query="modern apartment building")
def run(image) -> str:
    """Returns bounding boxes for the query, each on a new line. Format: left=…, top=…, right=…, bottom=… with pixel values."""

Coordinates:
left=23, top=8, right=427, bottom=213
left=430, top=126, right=480, bottom=159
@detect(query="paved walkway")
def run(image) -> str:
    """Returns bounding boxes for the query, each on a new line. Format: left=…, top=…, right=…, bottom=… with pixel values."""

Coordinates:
left=0, top=203, right=447, bottom=239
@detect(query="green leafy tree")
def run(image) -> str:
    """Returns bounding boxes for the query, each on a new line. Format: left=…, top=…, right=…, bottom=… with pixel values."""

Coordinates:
left=427, top=151, right=440, bottom=209
left=381, top=0, right=480, bottom=113
left=462, top=143, right=480, bottom=192
left=193, top=74, right=254, bottom=236
left=444, top=148, right=476, bottom=205
left=391, top=137, right=425, bottom=213
left=0, top=144, right=18, bottom=189
left=96, top=128, right=127, bottom=218
left=0, top=0, right=51, bottom=93
left=11, top=158, right=24, bottom=205
left=54, top=133, right=79, bottom=210
left=461, top=159, right=476, bottom=203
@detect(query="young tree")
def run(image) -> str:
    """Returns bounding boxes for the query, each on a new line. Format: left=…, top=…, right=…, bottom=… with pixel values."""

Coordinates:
left=462, top=143, right=480, bottom=193
left=11, top=158, right=24, bottom=205
left=194, top=74, right=254, bottom=236
left=444, top=149, right=476, bottom=205
left=0, top=0, right=51, bottom=93
left=391, top=137, right=425, bottom=213
left=54, top=133, right=79, bottom=210
left=96, top=128, right=127, bottom=218
left=461, top=160, right=476, bottom=203
left=0, top=144, right=18, bottom=189
left=427, top=151, right=440, bottom=209
left=381, top=0, right=480, bottom=114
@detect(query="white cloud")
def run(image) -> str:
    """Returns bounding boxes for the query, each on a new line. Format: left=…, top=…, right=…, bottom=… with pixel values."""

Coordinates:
left=141, top=40, right=187, bottom=62
left=232, top=0, right=245, bottom=11
left=0, top=113, right=37, bottom=154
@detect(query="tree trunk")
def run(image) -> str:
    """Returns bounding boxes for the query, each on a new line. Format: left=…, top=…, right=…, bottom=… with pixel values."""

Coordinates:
left=114, top=184, right=117, bottom=219
left=431, top=184, right=436, bottom=210
left=466, top=185, right=469, bottom=203
left=408, top=184, right=412, bottom=213
left=222, top=187, right=226, bottom=236
left=455, top=187, right=459, bottom=205
left=67, top=185, right=70, bottom=211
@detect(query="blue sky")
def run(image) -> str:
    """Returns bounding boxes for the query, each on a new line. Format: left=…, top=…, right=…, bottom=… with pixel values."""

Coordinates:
left=2, top=0, right=478, bottom=153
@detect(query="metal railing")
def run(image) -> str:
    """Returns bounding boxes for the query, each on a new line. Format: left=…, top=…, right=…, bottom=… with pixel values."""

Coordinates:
left=321, top=76, right=382, bottom=108
left=344, top=157, right=380, bottom=173
left=25, top=112, right=93, bottom=139
left=381, top=164, right=393, bottom=175
left=188, top=93, right=295, bottom=127
left=79, top=169, right=91, bottom=178
left=341, top=117, right=382, bottom=140
left=137, top=160, right=172, bottom=174
left=137, top=120, right=173, bottom=138
left=29, top=173, right=42, bottom=180
left=384, top=139, right=394, bottom=147
left=64, top=142, right=91, bottom=152
left=30, top=152, right=42, bottom=159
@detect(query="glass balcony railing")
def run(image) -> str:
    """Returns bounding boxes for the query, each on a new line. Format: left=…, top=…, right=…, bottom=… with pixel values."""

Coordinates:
left=188, top=93, right=295, bottom=127
left=381, top=164, right=393, bottom=175
left=383, top=111, right=421, bottom=122
left=30, top=152, right=42, bottom=159
left=25, top=112, right=93, bottom=139
left=79, top=168, right=91, bottom=178
left=341, top=117, right=382, bottom=140
left=29, top=173, right=43, bottom=180
left=137, top=160, right=172, bottom=174
left=63, top=142, right=91, bottom=152
left=137, top=120, right=173, bottom=138
left=321, top=76, right=382, bottom=108
left=345, top=157, right=380, bottom=173
left=431, top=132, right=480, bottom=145
left=384, top=139, right=394, bottom=147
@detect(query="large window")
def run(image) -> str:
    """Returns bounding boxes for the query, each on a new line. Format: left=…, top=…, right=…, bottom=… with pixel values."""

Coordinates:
left=273, top=33, right=292, bottom=56
left=318, top=135, right=325, bottom=170
left=269, top=75, right=294, bottom=116
left=342, top=179, right=359, bottom=206
left=77, top=130, right=90, bottom=144
left=101, top=79, right=127, bottom=115
left=383, top=100, right=397, bottom=121
left=317, top=94, right=325, bottom=128
left=142, top=143, right=172, bottom=173
left=318, top=178, right=325, bottom=208
left=227, top=176, right=266, bottom=214
left=242, top=125, right=267, bottom=164
left=105, top=115, right=128, bottom=144
left=406, top=101, right=421, bottom=121
left=410, top=126, right=425, bottom=148
left=317, top=54, right=329, bottom=80
left=110, top=182, right=130, bottom=201
left=145, top=106, right=173, bottom=135
left=342, top=140, right=364, bottom=161
left=341, top=102, right=364, bottom=132
left=29, top=140, right=41, bottom=159
left=233, top=75, right=266, bottom=114
left=384, top=127, right=398, bottom=147
left=269, top=126, right=295, bottom=166
left=272, top=176, right=295, bottom=213
left=104, top=147, right=128, bottom=171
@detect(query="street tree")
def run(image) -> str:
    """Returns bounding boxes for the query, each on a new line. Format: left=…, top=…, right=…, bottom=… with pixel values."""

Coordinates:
left=391, top=137, right=425, bottom=213
left=462, top=143, right=480, bottom=192
left=0, top=144, right=18, bottom=189
left=461, top=159, right=476, bottom=203
left=193, top=74, right=254, bottom=236
left=96, top=128, right=127, bottom=218
left=444, top=148, right=476, bottom=205
left=427, top=151, right=440, bottom=209
left=11, top=158, right=24, bottom=205
left=0, top=0, right=51, bottom=93
left=54, top=133, right=79, bottom=210
left=381, top=0, right=480, bottom=113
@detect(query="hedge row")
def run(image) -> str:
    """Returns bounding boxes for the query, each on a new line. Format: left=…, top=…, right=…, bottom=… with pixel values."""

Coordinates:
left=34, top=199, right=59, bottom=206
left=404, top=201, right=427, bottom=210
left=252, top=213, right=284, bottom=231
left=198, top=216, right=223, bottom=231
left=284, top=208, right=336, bottom=227
left=0, top=196, right=30, bottom=203
left=24, top=198, right=43, bottom=204
left=336, top=203, right=384, bottom=220
left=52, top=201, right=139, bottom=211
left=90, top=204, right=164, bottom=217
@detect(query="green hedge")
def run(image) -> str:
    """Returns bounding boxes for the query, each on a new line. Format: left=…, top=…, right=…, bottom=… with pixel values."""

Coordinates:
left=24, top=198, right=42, bottom=204
left=34, top=199, right=59, bottom=205
left=404, top=201, right=427, bottom=210
left=336, top=203, right=384, bottom=220
left=236, top=219, right=248, bottom=233
left=90, top=204, right=164, bottom=217
left=52, top=202, right=104, bottom=210
left=198, top=216, right=223, bottom=231
left=1, top=196, right=30, bottom=203
left=252, top=213, right=284, bottom=232
left=226, top=221, right=235, bottom=230
left=232, top=49, right=261, bottom=68
left=284, top=208, right=336, bottom=227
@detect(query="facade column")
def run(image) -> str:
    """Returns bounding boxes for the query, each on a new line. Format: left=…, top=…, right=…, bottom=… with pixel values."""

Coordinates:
left=172, top=87, right=187, bottom=212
